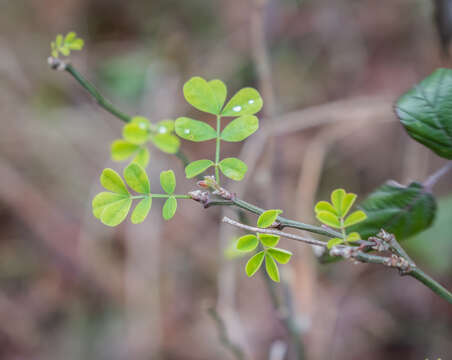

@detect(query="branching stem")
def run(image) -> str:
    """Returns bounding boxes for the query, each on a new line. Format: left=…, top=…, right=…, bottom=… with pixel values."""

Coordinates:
left=215, top=115, right=221, bottom=184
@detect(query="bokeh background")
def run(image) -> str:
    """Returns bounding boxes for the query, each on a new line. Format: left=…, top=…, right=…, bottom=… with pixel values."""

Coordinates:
left=0, top=0, right=452, bottom=359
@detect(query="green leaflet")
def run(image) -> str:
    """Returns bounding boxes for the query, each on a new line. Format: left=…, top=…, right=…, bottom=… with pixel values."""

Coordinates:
left=123, top=163, right=150, bottom=194
left=111, top=140, right=140, bottom=161
left=395, top=68, right=452, bottom=159
left=236, top=234, right=259, bottom=252
left=258, top=234, right=280, bottom=247
left=257, top=209, right=282, bottom=228
left=132, top=147, right=150, bottom=168
left=162, top=196, right=177, bottom=220
left=185, top=159, right=214, bottom=179
left=265, top=253, right=280, bottom=282
left=151, top=134, right=180, bottom=154
left=222, top=88, right=263, bottom=117
left=123, top=122, right=149, bottom=145
left=99, top=197, right=132, bottom=227
left=349, top=181, right=437, bottom=240
left=160, top=170, right=176, bottom=194
left=218, top=157, right=247, bottom=181
left=245, top=251, right=265, bottom=277
left=183, top=77, right=225, bottom=115
left=175, top=117, right=217, bottom=142
left=100, top=168, right=129, bottom=195
left=267, top=248, right=292, bottom=264
left=131, top=197, right=152, bottom=224
left=220, top=115, right=259, bottom=142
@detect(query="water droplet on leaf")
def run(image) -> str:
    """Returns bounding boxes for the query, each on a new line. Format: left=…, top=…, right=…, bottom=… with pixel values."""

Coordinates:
left=233, top=106, right=242, bottom=112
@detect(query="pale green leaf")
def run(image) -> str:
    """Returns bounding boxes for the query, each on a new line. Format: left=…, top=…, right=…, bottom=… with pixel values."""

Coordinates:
left=156, top=120, right=175, bottom=134
left=236, top=234, right=259, bottom=252
left=185, top=159, right=214, bottom=179
left=218, top=157, right=248, bottom=181
left=331, top=189, right=346, bottom=215
left=257, top=209, right=282, bottom=228
left=344, top=210, right=367, bottom=227
left=131, top=197, right=152, bottom=224
left=151, top=134, right=180, bottom=154
left=341, top=193, right=357, bottom=217
left=183, top=76, right=220, bottom=114
left=175, top=117, right=217, bottom=142
left=222, top=88, right=263, bottom=116
left=123, top=163, right=150, bottom=194
left=123, top=123, right=149, bottom=145
left=327, top=238, right=344, bottom=249
left=267, top=248, right=292, bottom=264
left=258, top=233, right=280, bottom=247
left=316, top=211, right=341, bottom=228
left=162, top=196, right=177, bottom=220
left=132, top=147, right=150, bottom=168
left=111, top=140, right=139, bottom=161
left=346, top=232, right=361, bottom=242
left=314, top=201, right=337, bottom=215
left=92, top=192, right=129, bottom=219
left=100, top=198, right=132, bottom=227
left=245, top=251, right=265, bottom=277
left=265, top=253, right=280, bottom=282
left=160, top=170, right=176, bottom=194
left=220, top=115, right=259, bottom=142
left=100, top=168, right=129, bottom=195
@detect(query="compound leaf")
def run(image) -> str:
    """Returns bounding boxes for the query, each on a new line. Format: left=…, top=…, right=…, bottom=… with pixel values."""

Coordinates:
left=245, top=251, right=265, bottom=277
left=162, top=196, right=177, bottom=220
left=218, top=157, right=247, bottom=181
left=185, top=159, right=214, bottom=179
left=100, top=168, right=129, bottom=195
left=349, top=181, right=437, bottom=240
left=123, top=163, right=150, bottom=194
left=265, top=253, right=280, bottom=282
left=395, top=68, right=452, bottom=159
left=175, top=117, right=216, bottom=142
left=222, top=88, right=263, bottom=117
left=160, top=170, right=176, bottom=194
left=236, top=234, right=259, bottom=252
left=131, top=197, right=152, bottom=224
left=257, top=209, right=282, bottom=228
left=267, top=248, right=292, bottom=264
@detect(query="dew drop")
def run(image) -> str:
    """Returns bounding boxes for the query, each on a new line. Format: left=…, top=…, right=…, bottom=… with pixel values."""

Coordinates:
left=184, top=129, right=190, bottom=134
left=233, top=105, right=242, bottom=112
left=139, top=123, right=147, bottom=130
left=248, top=100, right=255, bottom=104
left=158, top=127, right=167, bottom=134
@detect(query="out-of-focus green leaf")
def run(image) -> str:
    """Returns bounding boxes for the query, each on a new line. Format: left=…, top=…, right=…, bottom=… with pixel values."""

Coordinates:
left=218, top=157, right=247, bottom=180
left=222, top=88, right=263, bottom=116
left=50, top=32, right=84, bottom=58
left=156, top=119, right=175, bottom=134
left=151, top=134, right=180, bottom=154
left=267, top=248, right=292, bottom=264
left=327, top=238, right=344, bottom=249
left=349, top=181, right=437, bottom=240
left=245, top=251, right=265, bottom=277
left=160, top=170, right=176, bottom=194
left=100, top=168, right=129, bottom=195
left=220, top=115, right=259, bottom=142
left=395, top=68, right=452, bottom=159
left=132, top=147, right=150, bottom=168
left=185, top=159, right=214, bottom=178
left=123, top=123, right=149, bottom=145
left=258, top=234, right=280, bottom=247
left=346, top=232, right=361, bottom=242
left=236, top=234, right=259, bottom=252
left=265, top=253, right=280, bottom=282
left=111, top=140, right=140, bottom=161
left=257, top=209, right=282, bottom=228
left=131, top=197, right=152, bottom=224
left=175, top=117, right=217, bottom=142
left=162, top=196, right=177, bottom=220
left=123, top=163, right=150, bottom=194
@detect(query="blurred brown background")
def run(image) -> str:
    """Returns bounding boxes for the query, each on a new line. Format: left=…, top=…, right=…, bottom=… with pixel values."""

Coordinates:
left=0, top=0, right=452, bottom=359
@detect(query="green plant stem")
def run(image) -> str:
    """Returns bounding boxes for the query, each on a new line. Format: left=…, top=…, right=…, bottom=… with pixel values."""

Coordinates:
left=215, top=115, right=221, bottom=184
left=409, top=268, right=452, bottom=304
left=65, top=64, right=131, bottom=123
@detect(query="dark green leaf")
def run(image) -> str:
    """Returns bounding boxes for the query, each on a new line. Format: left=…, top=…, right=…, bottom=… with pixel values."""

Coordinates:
left=175, top=117, right=217, bottom=142
left=185, top=159, right=214, bottom=178
left=220, top=115, right=259, bottom=142
left=123, top=163, right=150, bottom=194
left=222, top=88, right=263, bottom=116
left=265, top=253, right=280, bottom=282
left=245, top=251, right=265, bottom=277
left=257, top=209, right=282, bottom=228
left=395, top=68, right=452, bottom=159
left=349, top=181, right=437, bottom=240
left=236, top=234, right=259, bottom=252
left=218, top=157, right=248, bottom=181
left=162, top=196, right=177, bottom=220
left=160, top=170, right=176, bottom=194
